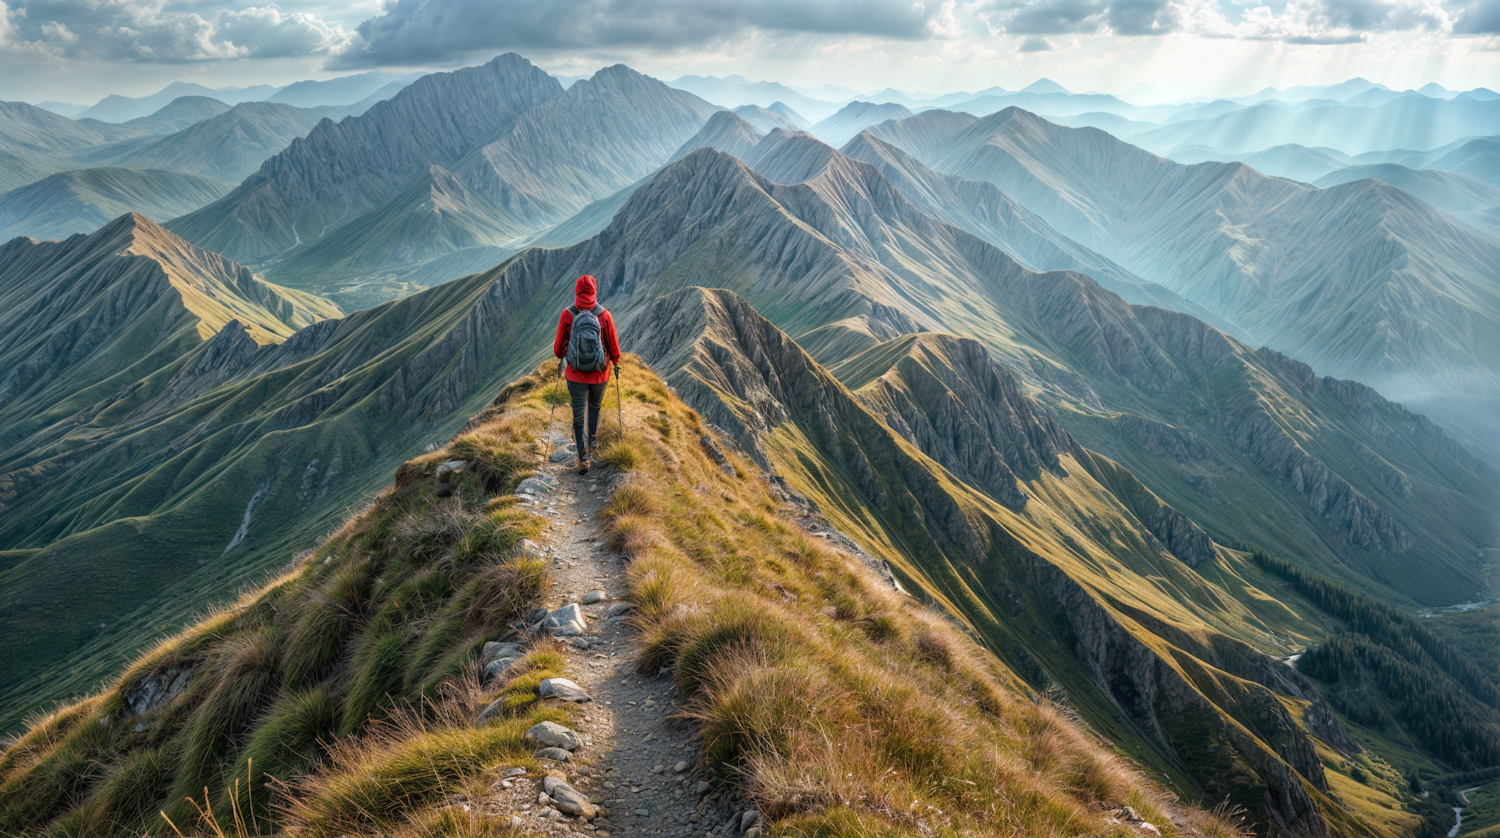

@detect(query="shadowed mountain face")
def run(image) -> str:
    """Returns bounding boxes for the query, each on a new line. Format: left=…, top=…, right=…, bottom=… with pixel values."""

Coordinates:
left=169, top=55, right=722, bottom=310
left=166, top=54, right=566, bottom=266
left=0, top=168, right=231, bottom=241
left=867, top=107, right=1500, bottom=455
left=2, top=137, right=1497, bottom=835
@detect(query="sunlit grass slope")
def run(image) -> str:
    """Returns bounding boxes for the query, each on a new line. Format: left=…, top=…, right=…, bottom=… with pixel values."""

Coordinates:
left=0, top=358, right=1248, bottom=838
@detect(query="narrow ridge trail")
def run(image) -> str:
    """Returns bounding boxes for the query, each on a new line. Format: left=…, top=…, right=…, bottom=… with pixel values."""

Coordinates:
left=508, top=431, right=754, bottom=837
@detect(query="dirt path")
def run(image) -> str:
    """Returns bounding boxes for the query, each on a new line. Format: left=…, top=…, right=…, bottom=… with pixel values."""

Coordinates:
left=505, top=435, right=753, bottom=837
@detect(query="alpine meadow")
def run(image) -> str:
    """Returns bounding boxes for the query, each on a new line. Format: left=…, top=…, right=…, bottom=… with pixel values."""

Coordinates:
left=1, top=5, right=1498, bottom=837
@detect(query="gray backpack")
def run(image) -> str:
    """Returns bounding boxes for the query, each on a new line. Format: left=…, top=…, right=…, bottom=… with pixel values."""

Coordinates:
left=566, top=305, right=608, bottom=372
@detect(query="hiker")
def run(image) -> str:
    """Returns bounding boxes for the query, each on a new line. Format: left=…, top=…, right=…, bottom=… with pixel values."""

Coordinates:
left=554, top=274, right=621, bottom=474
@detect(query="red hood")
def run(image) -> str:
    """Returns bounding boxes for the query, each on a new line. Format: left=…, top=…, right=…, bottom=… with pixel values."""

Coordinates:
left=574, top=275, right=597, bottom=309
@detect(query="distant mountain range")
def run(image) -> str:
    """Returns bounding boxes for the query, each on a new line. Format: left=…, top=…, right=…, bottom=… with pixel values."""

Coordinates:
left=0, top=168, right=231, bottom=241
left=38, top=72, right=421, bottom=123
left=171, top=55, right=721, bottom=309
left=866, top=107, right=1500, bottom=455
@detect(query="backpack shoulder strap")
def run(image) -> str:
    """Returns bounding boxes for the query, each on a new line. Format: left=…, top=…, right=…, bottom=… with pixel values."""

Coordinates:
left=568, top=305, right=579, bottom=316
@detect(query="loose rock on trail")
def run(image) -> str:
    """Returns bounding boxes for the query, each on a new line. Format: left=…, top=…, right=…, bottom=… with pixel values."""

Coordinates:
left=494, top=443, right=761, bottom=837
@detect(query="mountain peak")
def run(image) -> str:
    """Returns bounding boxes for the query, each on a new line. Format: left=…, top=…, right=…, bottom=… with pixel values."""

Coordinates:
left=1022, top=78, right=1070, bottom=95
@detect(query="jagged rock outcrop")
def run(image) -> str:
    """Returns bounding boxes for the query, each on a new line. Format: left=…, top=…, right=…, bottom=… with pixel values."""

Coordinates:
left=847, top=334, right=1073, bottom=510
left=1224, top=406, right=1409, bottom=552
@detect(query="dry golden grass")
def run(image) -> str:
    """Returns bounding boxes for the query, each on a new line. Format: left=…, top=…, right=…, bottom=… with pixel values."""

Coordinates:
left=0, top=357, right=1249, bottom=838
left=590, top=358, right=1252, bottom=838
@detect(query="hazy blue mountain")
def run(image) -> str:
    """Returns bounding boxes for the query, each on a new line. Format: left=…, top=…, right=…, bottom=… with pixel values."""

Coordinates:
left=733, top=104, right=803, bottom=132
left=810, top=101, right=912, bottom=147
left=76, top=102, right=324, bottom=183
left=671, top=111, right=763, bottom=162
left=78, top=82, right=282, bottom=122
left=1231, top=77, right=1390, bottom=104
left=942, top=90, right=1141, bottom=118
left=665, top=74, right=840, bottom=120
left=869, top=107, right=1500, bottom=453
left=34, top=101, right=89, bottom=118
left=1314, top=163, right=1500, bottom=213
left=1429, top=137, right=1500, bottom=187
left=117, top=96, right=234, bottom=136
left=265, top=72, right=422, bottom=108
left=1022, top=78, right=1070, bottom=94
left=0, top=101, right=144, bottom=191
left=1135, top=96, right=1500, bottom=155
left=1051, top=111, right=1156, bottom=137
left=0, top=168, right=232, bottom=240
left=1239, top=144, right=1352, bottom=181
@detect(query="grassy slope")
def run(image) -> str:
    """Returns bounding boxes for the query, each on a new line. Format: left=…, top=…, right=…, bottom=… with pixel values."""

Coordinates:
left=0, top=168, right=232, bottom=241
left=0, top=358, right=1248, bottom=838
left=636, top=287, right=1371, bottom=835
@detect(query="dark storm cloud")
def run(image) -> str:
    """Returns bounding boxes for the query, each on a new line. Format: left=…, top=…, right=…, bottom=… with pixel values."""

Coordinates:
left=329, top=0, right=950, bottom=68
left=0, top=0, right=348, bottom=62
left=1450, top=0, right=1500, bottom=32
left=981, top=0, right=1180, bottom=35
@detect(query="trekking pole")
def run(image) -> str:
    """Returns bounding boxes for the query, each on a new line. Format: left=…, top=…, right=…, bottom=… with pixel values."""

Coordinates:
left=614, top=363, right=625, bottom=434
left=542, top=360, right=562, bottom=466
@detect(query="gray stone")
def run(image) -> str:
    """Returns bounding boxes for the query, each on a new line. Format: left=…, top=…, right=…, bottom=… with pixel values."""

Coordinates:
left=605, top=602, right=635, bottom=617
left=482, top=641, right=523, bottom=663
left=694, top=781, right=711, bottom=795
left=542, top=603, right=587, bottom=634
left=483, top=656, right=518, bottom=679
left=434, top=459, right=467, bottom=480
left=740, top=811, right=760, bottom=830
left=516, top=539, right=543, bottom=557
left=525, top=721, right=580, bottom=750
left=673, top=761, right=689, bottom=773
left=549, top=449, right=572, bottom=463
left=516, top=475, right=557, bottom=496
left=538, top=677, right=592, bottom=702
left=543, top=775, right=598, bottom=819
left=535, top=747, right=572, bottom=762
left=569, top=637, right=590, bottom=649
left=581, top=589, right=608, bottom=605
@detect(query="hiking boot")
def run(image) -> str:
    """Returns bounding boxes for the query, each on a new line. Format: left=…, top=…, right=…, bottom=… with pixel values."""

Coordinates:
left=577, top=454, right=590, bottom=475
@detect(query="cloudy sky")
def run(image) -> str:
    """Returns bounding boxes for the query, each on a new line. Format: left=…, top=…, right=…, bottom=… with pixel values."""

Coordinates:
left=0, top=0, right=1495, bottom=104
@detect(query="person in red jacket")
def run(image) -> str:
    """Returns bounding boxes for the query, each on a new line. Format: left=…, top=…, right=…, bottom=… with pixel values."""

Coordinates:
left=553, top=274, right=621, bottom=474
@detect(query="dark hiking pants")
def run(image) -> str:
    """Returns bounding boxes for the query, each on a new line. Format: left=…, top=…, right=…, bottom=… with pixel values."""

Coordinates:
left=567, top=379, right=607, bottom=456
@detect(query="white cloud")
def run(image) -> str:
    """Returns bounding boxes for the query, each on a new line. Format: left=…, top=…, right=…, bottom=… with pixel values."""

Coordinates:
left=0, top=0, right=350, bottom=62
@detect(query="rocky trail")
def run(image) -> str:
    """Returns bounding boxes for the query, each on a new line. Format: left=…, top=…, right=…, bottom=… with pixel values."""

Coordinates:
left=489, top=430, right=761, bottom=838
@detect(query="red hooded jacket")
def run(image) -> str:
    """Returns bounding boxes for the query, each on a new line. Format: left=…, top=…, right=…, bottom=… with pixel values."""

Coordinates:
left=554, top=275, right=621, bottom=384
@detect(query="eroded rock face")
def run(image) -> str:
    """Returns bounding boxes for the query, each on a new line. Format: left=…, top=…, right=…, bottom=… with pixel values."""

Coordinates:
left=1225, top=407, right=1408, bottom=552
left=1042, top=557, right=1330, bottom=836
left=853, top=335, right=1074, bottom=511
